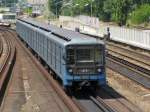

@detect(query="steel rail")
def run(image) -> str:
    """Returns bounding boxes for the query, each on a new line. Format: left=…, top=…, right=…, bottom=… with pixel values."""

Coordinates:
left=107, top=42, right=150, bottom=66
left=99, top=87, right=141, bottom=112
left=0, top=32, right=11, bottom=87
left=0, top=35, right=3, bottom=57
left=107, top=54, right=150, bottom=77
left=72, top=88, right=117, bottom=112
left=106, top=57, right=150, bottom=89
left=0, top=29, right=16, bottom=106
left=73, top=94, right=115, bottom=112
left=106, top=41, right=150, bottom=88
left=107, top=54, right=150, bottom=79
left=108, top=50, right=150, bottom=74
left=90, top=96, right=116, bottom=112
left=96, top=96, right=117, bottom=112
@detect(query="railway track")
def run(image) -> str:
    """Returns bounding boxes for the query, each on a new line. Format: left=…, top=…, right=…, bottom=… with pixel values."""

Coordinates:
left=74, top=96, right=115, bottom=112
left=106, top=56, right=150, bottom=88
left=72, top=89, right=115, bottom=112
left=91, top=96, right=115, bottom=112
left=107, top=42, right=150, bottom=68
left=0, top=36, right=3, bottom=57
left=0, top=28, right=16, bottom=106
left=107, top=51, right=150, bottom=75
left=72, top=87, right=141, bottom=112
left=97, top=87, right=142, bottom=112
left=106, top=42, right=150, bottom=88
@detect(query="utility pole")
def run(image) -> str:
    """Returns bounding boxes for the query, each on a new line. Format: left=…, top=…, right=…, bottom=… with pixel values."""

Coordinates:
left=85, top=0, right=94, bottom=17
left=91, top=1, right=92, bottom=17
left=56, top=4, right=57, bottom=18
left=5, top=0, right=6, bottom=7
left=91, top=0, right=94, bottom=17
left=55, top=0, right=63, bottom=18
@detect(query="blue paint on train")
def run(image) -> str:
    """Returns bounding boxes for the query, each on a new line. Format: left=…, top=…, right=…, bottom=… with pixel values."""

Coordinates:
left=16, top=18, right=106, bottom=88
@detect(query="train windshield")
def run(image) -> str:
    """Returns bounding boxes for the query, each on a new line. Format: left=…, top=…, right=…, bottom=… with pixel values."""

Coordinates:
left=67, top=46, right=103, bottom=65
left=76, top=48, right=102, bottom=63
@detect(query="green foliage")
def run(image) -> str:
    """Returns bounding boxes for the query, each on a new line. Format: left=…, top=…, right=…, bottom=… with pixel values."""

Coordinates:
left=62, top=7, right=73, bottom=16
left=48, top=0, right=63, bottom=17
left=47, top=0, right=150, bottom=25
left=103, top=0, right=114, bottom=21
left=44, top=3, right=55, bottom=19
left=24, top=7, right=32, bottom=15
left=103, top=0, right=133, bottom=25
left=61, top=0, right=91, bottom=16
left=130, top=4, right=150, bottom=24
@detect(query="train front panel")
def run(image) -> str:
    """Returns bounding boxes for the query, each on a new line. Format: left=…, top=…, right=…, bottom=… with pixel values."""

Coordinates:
left=63, top=44, right=106, bottom=87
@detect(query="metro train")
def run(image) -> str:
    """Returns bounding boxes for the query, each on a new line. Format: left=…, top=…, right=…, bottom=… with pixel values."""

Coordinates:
left=16, top=18, right=106, bottom=89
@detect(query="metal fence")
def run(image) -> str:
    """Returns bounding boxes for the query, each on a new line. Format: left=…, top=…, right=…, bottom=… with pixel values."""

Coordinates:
left=106, top=26, right=150, bottom=50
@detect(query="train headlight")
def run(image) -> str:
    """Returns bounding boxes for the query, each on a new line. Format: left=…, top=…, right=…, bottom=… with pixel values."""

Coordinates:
left=68, top=69, right=73, bottom=73
left=97, top=68, right=101, bottom=72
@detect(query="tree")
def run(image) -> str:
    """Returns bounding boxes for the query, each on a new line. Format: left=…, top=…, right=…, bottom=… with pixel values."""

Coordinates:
left=130, top=4, right=150, bottom=24
left=103, top=0, right=133, bottom=25
left=133, top=0, right=150, bottom=5
left=50, top=0, right=150, bottom=25
left=48, top=0, right=63, bottom=16
left=72, top=0, right=91, bottom=15
left=103, top=0, right=114, bottom=21
left=92, top=0, right=106, bottom=20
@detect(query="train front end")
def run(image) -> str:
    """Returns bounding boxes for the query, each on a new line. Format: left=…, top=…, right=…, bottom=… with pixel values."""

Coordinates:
left=64, top=43, right=106, bottom=88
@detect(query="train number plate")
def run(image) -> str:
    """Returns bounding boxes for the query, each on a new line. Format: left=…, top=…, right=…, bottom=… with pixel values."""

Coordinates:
left=80, top=76, right=89, bottom=79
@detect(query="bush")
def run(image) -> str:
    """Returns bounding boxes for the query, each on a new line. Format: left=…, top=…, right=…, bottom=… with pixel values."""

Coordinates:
left=130, top=4, right=150, bottom=24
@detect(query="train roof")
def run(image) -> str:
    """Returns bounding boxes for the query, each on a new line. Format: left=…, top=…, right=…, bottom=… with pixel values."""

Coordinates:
left=17, top=18, right=105, bottom=46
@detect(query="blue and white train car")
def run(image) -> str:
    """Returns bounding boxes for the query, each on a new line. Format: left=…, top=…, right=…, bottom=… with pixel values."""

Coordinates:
left=16, top=18, right=106, bottom=89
